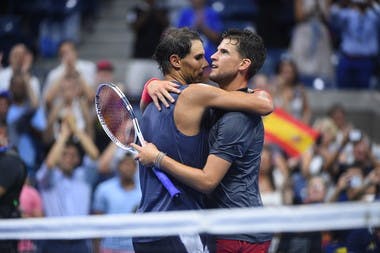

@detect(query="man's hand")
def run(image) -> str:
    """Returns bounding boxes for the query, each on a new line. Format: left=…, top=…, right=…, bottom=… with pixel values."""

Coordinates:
left=130, top=142, right=160, bottom=167
left=147, top=80, right=181, bottom=110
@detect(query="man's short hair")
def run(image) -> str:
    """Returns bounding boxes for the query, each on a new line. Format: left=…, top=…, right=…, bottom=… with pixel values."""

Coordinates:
left=153, top=27, right=201, bottom=75
left=221, top=29, right=266, bottom=80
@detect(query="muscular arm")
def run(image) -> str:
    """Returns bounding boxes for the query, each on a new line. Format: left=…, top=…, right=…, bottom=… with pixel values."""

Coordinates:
left=140, top=80, right=273, bottom=115
left=182, top=83, right=273, bottom=117
left=132, top=142, right=230, bottom=194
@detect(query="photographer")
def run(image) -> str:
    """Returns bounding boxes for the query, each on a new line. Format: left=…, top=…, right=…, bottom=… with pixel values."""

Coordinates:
left=0, top=120, right=27, bottom=253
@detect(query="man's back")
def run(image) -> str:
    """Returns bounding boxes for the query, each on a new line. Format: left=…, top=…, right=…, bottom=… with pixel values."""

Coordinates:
left=137, top=85, right=209, bottom=216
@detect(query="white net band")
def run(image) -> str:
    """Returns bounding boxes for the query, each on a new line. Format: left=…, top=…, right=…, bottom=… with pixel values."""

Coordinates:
left=1, top=202, right=379, bottom=240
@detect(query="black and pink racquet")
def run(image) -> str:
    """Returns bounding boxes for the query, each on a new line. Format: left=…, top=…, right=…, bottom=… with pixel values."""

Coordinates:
left=95, top=83, right=180, bottom=197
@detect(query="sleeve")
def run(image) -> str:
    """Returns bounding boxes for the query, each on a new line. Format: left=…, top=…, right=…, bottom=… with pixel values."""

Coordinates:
left=209, top=113, right=256, bottom=163
left=92, top=183, right=107, bottom=213
left=36, top=163, right=54, bottom=189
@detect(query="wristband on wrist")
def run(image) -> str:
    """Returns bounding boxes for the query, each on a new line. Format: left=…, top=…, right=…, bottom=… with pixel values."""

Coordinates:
left=154, top=151, right=166, bottom=169
left=141, top=78, right=159, bottom=104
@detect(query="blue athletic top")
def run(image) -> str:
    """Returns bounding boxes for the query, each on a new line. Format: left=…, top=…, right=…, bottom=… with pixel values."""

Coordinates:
left=135, top=83, right=209, bottom=242
left=208, top=109, right=273, bottom=243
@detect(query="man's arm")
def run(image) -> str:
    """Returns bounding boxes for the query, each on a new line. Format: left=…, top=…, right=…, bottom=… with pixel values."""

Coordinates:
left=131, top=142, right=230, bottom=194
left=141, top=79, right=273, bottom=115
left=184, top=83, right=273, bottom=116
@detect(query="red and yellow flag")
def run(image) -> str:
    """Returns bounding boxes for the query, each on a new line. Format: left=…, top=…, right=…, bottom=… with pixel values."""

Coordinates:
left=263, top=108, right=319, bottom=157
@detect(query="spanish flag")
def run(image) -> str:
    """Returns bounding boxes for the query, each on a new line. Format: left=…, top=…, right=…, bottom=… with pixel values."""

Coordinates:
left=263, top=108, right=319, bottom=157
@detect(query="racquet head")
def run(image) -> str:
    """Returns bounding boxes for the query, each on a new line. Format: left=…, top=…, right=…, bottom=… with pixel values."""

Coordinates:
left=95, top=83, right=138, bottom=153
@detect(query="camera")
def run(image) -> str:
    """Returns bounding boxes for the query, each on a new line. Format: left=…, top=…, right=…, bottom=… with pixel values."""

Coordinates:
left=349, top=129, right=362, bottom=142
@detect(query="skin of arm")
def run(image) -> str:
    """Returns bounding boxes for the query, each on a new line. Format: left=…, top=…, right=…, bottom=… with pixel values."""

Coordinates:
left=45, top=121, right=71, bottom=169
left=66, top=113, right=99, bottom=160
left=175, top=83, right=272, bottom=136
left=97, top=142, right=118, bottom=174
left=141, top=80, right=273, bottom=116
left=24, top=73, right=39, bottom=108
left=131, top=142, right=230, bottom=194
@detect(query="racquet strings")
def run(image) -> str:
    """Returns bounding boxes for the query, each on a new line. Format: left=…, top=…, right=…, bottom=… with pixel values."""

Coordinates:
left=97, top=86, right=136, bottom=147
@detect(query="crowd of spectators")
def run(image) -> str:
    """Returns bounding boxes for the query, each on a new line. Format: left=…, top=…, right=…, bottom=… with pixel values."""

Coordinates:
left=0, top=0, right=380, bottom=253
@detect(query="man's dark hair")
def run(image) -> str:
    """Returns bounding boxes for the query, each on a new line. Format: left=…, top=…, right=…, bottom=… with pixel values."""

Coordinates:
left=221, top=29, right=266, bottom=80
left=153, top=27, right=201, bottom=75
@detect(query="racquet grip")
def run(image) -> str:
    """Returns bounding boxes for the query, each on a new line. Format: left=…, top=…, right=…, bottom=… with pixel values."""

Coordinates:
left=152, top=168, right=181, bottom=198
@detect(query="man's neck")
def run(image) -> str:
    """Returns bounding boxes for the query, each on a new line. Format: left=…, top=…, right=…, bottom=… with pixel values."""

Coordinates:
left=219, top=77, right=248, bottom=91
left=165, top=73, right=187, bottom=85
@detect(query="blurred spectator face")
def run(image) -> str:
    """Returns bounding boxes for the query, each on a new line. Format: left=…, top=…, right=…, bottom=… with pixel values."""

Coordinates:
left=329, top=106, right=346, bottom=130
left=191, top=0, right=206, bottom=9
left=118, top=155, right=137, bottom=181
left=313, top=118, right=338, bottom=146
left=61, top=76, right=80, bottom=103
left=0, top=123, right=8, bottom=147
left=0, top=96, right=9, bottom=119
left=278, top=60, right=297, bottom=85
left=59, top=144, right=80, bottom=174
left=353, top=139, right=370, bottom=163
left=96, top=70, right=114, bottom=84
left=10, top=74, right=27, bottom=103
left=306, top=176, right=326, bottom=203
left=59, top=42, right=77, bottom=66
left=252, top=74, right=269, bottom=91
left=96, top=60, right=114, bottom=84
left=9, top=44, right=27, bottom=70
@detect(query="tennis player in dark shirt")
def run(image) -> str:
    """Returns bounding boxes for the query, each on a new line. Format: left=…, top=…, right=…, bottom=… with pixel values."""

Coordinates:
left=132, top=29, right=273, bottom=253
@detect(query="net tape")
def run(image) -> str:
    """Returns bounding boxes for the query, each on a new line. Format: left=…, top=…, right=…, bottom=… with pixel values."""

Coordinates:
left=1, top=202, right=379, bottom=239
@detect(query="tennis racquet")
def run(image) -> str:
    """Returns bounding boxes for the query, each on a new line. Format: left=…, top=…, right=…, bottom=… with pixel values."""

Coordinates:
left=95, top=83, right=180, bottom=198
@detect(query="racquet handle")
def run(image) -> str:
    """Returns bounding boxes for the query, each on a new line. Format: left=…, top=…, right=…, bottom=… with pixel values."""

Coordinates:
left=152, top=168, right=181, bottom=198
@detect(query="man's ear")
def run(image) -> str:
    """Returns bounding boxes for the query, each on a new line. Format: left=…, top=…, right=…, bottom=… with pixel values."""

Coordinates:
left=169, top=54, right=181, bottom=69
left=239, top=58, right=251, bottom=72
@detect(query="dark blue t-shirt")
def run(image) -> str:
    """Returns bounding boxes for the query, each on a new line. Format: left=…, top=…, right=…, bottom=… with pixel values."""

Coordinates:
left=135, top=84, right=209, bottom=242
left=208, top=110, right=272, bottom=243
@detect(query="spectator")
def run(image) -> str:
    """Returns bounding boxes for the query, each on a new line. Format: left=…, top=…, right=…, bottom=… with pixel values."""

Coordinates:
left=36, top=113, right=99, bottom=253
left=270, top=57, right=312, bottom=125
left=18, top=177, right=43, bottom=253
left=0, top=44, right=41, bottom=99
left=95, top=60, right=115, bottom=85
left=176, top=0, right=223, bottom=64
left=94, top=60, right=120, bottom=152
left=277, top=175, right=327, bottom=253
left=329, top=0, right=380, bottom=89
left=327, top=103, right=358, bottom=165
left=0, top=91, right=10, bottom=123
left=290, top=0, right=334, bottom=86
left=43, top=40, right=96, bottom=99
left=0, top=120, right=27, bottom=253
left=259, top=145, right=288, bottom=206
left=93, top=151, right=141, bottom=253
left=44, top=72, right=94, bottom=145
left=125, top=0, right=168, bottom=100
left=6, top=71, right=46, bottom=174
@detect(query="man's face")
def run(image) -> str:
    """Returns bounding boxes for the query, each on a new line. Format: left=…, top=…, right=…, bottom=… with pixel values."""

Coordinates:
left=118, top=156, right=137, bottom=181
left=209, top=38, right=242, bottom=85
left=179, top=40, right=208, bottom=84
left=60, top=145, right=80, bottom=174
